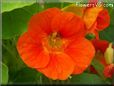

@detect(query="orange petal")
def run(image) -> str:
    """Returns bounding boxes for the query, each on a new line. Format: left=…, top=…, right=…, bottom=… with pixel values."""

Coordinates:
left=51, top=12, right=86, bottom=39
left=28, top=8, right=61, bottom=39
left=83, top=7, right=103, bottom=29
left=86, top=22, right=99, bottom=38
left=65, top=38, right=95, bottom=74
left=17, top=32, right=50, bottom=68
left=37, top=52, right=75, bottom=80
left=96, top=9, right=110, bottom=30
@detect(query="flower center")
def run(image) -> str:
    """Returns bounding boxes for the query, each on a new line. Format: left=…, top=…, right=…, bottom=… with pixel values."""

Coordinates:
left=48, top=32, right=62, bottom=48
left=42, top=32, right=68, bottom=52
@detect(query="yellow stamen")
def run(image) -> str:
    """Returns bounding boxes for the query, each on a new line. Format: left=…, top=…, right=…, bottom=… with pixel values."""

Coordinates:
left=48, top=32, right=62, bottom=48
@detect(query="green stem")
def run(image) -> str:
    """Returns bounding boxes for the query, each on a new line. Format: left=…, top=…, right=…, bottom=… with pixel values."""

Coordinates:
left=61, top=2, right=64, bottom=9
left=39, top=74, right=43, bottom=84
left=39, top=0, right=45, bottom=10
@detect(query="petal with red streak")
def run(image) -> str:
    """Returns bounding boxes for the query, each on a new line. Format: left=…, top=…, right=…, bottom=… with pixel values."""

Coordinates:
left=28, top=8, right=61, bottom=39
left=51, top=12, right=86, bottom=38
left=65, top=38, right=95, bottom=74
left=37, top=52, right=75, bottom=80
left=17, top=32, right=50, bottom=68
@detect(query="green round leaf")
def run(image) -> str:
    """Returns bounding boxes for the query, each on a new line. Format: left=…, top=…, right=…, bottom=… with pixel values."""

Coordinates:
left=13, top=67, right=42, bottom=84
left=2, top=0, right=36, bottom=13
left=2, top=3, right=42, bottom=39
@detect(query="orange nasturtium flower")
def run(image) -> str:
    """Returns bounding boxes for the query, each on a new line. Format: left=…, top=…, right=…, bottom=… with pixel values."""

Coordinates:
left=17, top=8, right=95, bottom=80
left=63, top=3, right=110, bottom=39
